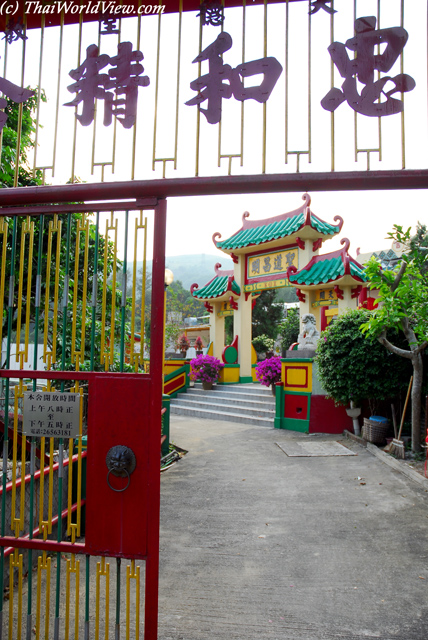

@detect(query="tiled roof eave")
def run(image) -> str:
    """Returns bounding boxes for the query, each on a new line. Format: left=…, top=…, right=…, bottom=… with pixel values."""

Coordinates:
left=289, top=274, right=367, bottom=289
left=217, top=230, right=336, bottom=254
left=192, top=291, right=240, bottom=302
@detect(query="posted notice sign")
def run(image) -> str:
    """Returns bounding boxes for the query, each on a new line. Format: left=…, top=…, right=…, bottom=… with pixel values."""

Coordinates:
left=23, top=392, right=81, bottom=438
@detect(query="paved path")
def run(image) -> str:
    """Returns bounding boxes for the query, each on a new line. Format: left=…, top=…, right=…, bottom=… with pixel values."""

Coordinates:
left=158, top=416, right=428, bottom=640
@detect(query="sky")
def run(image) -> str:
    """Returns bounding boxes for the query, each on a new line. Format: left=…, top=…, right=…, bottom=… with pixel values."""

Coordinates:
left=164, top=188, right=427, bottom=263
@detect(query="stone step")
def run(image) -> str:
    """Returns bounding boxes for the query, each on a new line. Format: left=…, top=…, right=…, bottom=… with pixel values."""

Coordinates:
left=170, top=403, right=274, bottom=428
left=171, top=397, right=275, bottom=419
left=191, top=383, right=273, bottom=396
left=185, top=389, right=274, bottom=409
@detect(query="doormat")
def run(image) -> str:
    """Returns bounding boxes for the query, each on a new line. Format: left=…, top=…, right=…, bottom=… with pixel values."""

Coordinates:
left=275, top=441, right=356, bottom=457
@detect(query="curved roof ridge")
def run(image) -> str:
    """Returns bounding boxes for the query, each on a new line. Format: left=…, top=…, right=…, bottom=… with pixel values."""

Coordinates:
left=241, top=193, right=311, bottom=230
left=213, top=194, right=342, bottom=252
left=287, top=238, right=367, bottom=286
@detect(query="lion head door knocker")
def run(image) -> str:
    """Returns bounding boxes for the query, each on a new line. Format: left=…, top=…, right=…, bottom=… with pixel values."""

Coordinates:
left=106, top=445, right=137, bottom=492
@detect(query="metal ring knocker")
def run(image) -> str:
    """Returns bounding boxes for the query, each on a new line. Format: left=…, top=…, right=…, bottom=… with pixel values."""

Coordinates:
left=106, top=467, right=131, bottom=492
left=106, top=445, right=136, bottom=493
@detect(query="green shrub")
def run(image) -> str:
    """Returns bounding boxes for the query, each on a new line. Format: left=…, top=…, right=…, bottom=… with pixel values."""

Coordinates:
left=252, top=334, right=275, bottom=353
left=316, top=308, right=410, bottom=408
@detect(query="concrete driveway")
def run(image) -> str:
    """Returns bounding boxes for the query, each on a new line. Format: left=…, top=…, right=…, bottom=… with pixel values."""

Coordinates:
left=158, top=416, right=428, bottom=640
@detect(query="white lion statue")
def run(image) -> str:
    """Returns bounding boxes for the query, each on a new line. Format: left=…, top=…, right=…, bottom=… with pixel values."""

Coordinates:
left=297, top=313, right=320, bottom=351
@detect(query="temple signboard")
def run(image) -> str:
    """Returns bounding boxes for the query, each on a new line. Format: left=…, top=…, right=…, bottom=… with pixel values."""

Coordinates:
left=244, top=247, right=298, bottom=292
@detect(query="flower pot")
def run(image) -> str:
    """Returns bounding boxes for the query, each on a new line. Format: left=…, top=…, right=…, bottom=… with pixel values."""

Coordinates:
left=180, top=351, right=187, bottom=359
left=271, top=384, right=276, bottom=397
left=202, top=382, right=213, bottom=391
left=345, top=407, right=361, bottom=419
left=196, top=350, right=203, bottom=356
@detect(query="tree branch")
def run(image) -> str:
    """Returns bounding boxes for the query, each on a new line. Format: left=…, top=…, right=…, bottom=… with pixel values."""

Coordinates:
left=391, top=260, right=407, bottom=292
left=378, top=332, right=414, bottom=359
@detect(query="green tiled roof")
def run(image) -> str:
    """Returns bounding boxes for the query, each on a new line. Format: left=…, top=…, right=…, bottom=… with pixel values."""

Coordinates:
left=289, top=255, right=368, bottom=286
left=216, top=213, right=340, bottom=251
left=192, top=276, right=241, bottom=299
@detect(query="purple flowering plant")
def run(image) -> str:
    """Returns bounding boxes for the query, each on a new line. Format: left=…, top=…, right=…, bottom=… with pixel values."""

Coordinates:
left=255, top=356, right=282, bottom=387
left=190, top=354, right=224, bottom=384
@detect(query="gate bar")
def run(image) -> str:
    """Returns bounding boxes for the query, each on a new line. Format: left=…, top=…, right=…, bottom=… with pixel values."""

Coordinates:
left=0, top=170, right=428, bottom=209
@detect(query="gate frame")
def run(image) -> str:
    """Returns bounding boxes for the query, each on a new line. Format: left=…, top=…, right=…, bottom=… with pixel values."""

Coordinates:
left=1, top=169, right=427, bottom=638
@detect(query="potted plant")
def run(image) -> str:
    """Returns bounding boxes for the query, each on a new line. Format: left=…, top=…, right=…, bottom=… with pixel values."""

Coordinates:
left=194, top=335, right=204, bottom=355
left=190, top=354, right=224, bottom=390
left=255, top=356, right=282, bottom=395
left=176, top=333, right=191, bottom=358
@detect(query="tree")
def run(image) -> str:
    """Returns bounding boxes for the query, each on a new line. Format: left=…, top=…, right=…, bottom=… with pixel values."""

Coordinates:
left=1, top=89, right=46, bottom=187
left=1, top=92, right=130, bottom=372
left=361, top=224, right=428, bottom=452
left=252, top=290, right=284, bottom=339
left=317, top=308, right=411, bottom=410
left=278, top=307, right=300, bottom=352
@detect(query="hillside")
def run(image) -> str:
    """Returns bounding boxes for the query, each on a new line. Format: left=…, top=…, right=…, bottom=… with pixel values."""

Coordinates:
left=147, top=254, right=233, bottom=291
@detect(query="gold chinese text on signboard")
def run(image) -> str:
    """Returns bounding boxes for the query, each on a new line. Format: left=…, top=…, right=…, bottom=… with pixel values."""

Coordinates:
left=312, top=289, right=338, bottom=307
left=23, top=391, right=81, bottom=438
left=244, top=248, right=298, bottom=292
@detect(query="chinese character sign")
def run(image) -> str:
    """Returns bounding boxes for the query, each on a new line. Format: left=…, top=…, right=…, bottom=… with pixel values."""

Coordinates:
left=321, top=16, right=415, bottom=117
left=23, top=392, right=81, bottom=438
left=65, top=41, right=150, bottom=128
left=0, top=67, right=34, bottom=132
left=247, top=248, right=297, bottom=281
left=186, top=32, right=283, bottom=124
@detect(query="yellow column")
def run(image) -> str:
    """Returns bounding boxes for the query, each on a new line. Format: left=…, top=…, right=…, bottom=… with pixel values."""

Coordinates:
left=233, top=257, right=253, bottom=382
left=337, top=286, right=356, bottom=316
left=210, top=302, right=225, bottom=359
left=298, top=289, right=313, bottom=330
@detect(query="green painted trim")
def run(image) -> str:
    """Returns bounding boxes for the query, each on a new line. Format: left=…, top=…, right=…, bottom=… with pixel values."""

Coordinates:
left=162, top=395, right=171, bottom=457
left=239, top=376, right=253, bottom=383
left=218, top=381, right=240, bottom=385
left=274, top=384, right=285, bottom=429
left=283, top=390, right=311, bottom=397
left=223, top=363, right=240, bottom=368
left=281, top=357, right=314, bottom=363
left=282, top=418, right=310, bottom=433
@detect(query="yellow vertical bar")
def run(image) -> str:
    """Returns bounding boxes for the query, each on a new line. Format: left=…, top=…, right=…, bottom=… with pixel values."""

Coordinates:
left=32, top=16, right=44, bottom=176
left=130, top=213, right=147, bottom=369
left=96, top=558, right=110, bottom=640
left=126, top=561, right=140, bottom=640
left=262, top=0, right=267, bottom=173
left=71, top=18, right=84, bottom=183
left=195, top=13, right=203, bottom=177
left=71, top=214, right=90, bottom=367
left=308, top=2, right=312, bottom=164
left=35, top=553, right=51, bottom=640
left=51, top=13, right=64, bottom=178
left=330, top=0, right=335, bottom=171
left=152, top=4, right=163, bottom=171
left=67, top=386, right=83, bottom=540
left=400, top=0, right=405, bottom=168
left=13, top=21, right=28, bottom=188
left=15, top=217, right=34, bottom=364
left=65, top=556, right=80, bottom=640
left=101, top=213, right=118, bottom=370
left=11, top=381, right=27, bottom=536
left=0, top=218, right=8, bottom=348
left=43, top=215, right=62, bottom=370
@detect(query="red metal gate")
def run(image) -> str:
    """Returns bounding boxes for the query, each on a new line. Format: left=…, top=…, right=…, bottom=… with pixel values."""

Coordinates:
left=0, top=195, right=167, bottom=639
